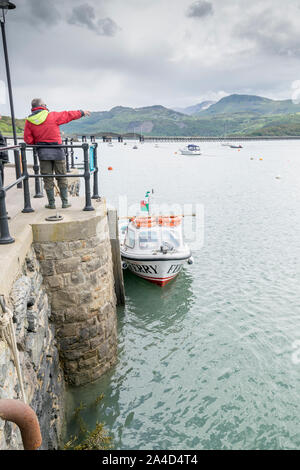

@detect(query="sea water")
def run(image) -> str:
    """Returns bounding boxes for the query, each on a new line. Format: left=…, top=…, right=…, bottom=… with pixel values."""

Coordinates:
left=65, top=140, right=300, bottom=450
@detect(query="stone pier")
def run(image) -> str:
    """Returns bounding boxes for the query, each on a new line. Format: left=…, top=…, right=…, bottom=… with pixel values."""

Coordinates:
left=0, top=184, right=118, bottom=449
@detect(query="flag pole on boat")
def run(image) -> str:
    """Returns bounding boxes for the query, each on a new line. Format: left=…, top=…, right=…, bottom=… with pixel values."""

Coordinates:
left=146, top=190, right=153, bottom=215
left=140, top=190, right=153, bottom=215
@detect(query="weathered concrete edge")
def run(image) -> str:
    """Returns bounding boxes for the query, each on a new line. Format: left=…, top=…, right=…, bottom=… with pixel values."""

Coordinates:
left=0, top=224, right=33, bottom=298
left=32, top=214, right=106, bottom=243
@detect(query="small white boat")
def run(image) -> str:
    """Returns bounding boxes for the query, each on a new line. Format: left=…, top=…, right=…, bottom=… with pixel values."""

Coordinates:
left=179, top=144, right=201, bottom=155
left=120, top=215, right=193, bottom=287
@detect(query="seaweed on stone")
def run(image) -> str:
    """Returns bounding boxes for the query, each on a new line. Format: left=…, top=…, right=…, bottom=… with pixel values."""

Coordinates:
left=64, top=397, right=112, bottom=450
left=65, top=422, right=112, bottom=450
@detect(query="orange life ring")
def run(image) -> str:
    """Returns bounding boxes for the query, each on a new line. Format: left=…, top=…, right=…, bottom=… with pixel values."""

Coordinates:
left=158, top=216, right=182, bottom=227
left=133, top=216, right=157, bottom=228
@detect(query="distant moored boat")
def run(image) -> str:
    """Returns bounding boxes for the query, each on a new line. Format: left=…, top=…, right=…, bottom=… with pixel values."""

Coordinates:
left=179, top=144, right=201, bottom=155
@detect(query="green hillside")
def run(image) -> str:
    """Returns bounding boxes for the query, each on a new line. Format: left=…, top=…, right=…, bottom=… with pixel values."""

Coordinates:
left=62, top=105, right=197, bottom=136
left=196, top=112, right=300, bottom=136
left=245, top=113, right=300, bottom=136
left=0, top=115, right=26, bottom=136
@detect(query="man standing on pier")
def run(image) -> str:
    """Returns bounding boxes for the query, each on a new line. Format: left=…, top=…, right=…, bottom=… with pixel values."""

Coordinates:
left=24, top=99, right=90, bottom=209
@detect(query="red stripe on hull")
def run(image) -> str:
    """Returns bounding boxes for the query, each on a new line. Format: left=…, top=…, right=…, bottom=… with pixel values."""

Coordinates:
left=132, top=272, right=178, bottom=287
left=147, top=278, right=174, bottom=287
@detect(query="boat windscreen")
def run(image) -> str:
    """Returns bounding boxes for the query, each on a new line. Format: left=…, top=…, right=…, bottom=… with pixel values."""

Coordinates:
left=139, top=230, right=160, bottom=250
left=161, top=228, right=182, bottom=248
left=188, top=145, right=199, bottom=150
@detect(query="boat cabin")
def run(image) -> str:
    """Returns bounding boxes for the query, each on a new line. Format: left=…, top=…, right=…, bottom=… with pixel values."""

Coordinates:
left=124, top=217, right=184, bottom=253
left=187, top=144, right=200, bottom=151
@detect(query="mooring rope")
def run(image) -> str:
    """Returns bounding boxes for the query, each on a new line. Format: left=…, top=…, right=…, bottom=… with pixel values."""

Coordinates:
left=0, top=296, right=27, bottom=404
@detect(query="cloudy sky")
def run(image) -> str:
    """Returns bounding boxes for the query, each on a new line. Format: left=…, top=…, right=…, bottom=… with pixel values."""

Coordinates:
left=1, top=0, right=300, bottom=117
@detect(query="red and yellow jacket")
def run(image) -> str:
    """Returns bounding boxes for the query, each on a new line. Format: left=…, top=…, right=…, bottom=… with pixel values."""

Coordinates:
left=24, top=106, right=84, bottom=145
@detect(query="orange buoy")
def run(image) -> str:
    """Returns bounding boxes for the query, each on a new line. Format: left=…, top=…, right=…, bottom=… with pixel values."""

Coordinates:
left=108, top=166, right=113, bottom=170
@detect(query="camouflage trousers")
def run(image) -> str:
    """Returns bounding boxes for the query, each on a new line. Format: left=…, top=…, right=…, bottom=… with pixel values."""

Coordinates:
left=40, top=160, right=68, bottom=191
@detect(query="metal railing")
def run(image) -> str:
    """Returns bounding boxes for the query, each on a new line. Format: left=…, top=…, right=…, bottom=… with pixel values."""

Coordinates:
left=0, top=141, right=100, bottom=245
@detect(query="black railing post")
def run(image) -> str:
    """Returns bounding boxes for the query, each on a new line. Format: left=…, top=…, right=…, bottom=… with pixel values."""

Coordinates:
left=83, top=143, right=94, bottom=211
left=91, top=143, right=100, bottom=200
left=20, top=143, right=34, bottom=214
left=70, top=138, right=75, bottom=169
left=0, top=161, right=14, bottom=244
left=32, top=148, right=43, bottom=198
left=65, top=138, right=70, bottom=173
left=82, top=135, right=87, bottom=143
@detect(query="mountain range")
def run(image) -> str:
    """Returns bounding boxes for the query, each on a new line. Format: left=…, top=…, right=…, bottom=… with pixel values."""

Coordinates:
left=2, top=94, right=300, bottom=137
left=61, top=94, right=300, bottom=137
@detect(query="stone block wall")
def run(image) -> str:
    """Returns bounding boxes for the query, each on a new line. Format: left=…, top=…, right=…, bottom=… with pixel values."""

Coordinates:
left=33, top=214, right=117, bottom=386
left=0, top=247, right=64, bottom=450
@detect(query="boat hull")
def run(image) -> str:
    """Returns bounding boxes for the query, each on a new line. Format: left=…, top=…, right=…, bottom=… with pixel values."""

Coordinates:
left=180, top=151, right=201, bottom=156
left=121, top=256, right=188, bottom=286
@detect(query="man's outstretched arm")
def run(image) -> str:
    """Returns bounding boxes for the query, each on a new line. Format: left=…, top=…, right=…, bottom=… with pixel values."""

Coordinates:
left=54, top=110, right=91, bottom=126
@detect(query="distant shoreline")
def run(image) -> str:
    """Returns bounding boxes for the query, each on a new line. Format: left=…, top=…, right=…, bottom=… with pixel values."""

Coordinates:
left=4, top=135, right=300, bottom=142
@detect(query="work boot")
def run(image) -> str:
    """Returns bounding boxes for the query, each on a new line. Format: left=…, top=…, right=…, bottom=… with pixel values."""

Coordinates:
left=60, top=187, right=71, bottom=209
left=45, top=189, right=56, bottom=209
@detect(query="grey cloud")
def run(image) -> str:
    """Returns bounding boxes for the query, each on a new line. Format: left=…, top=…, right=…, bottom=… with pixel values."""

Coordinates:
left=97, top=18, right=121, bottom=37
left=234, top=10, right=300, bottom=58
left=68, top=3, right=120, bottom=36
left=68, top=3, right=97, bottom=31
left=186, top=1, right=214, bottom=18
left=27, top=0, right=61, bottom=25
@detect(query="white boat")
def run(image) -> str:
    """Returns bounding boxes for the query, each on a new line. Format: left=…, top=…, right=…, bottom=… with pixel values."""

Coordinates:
left=120, top=215, right=193, bottom=287
left=179, top=144, right=201, bottom=155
